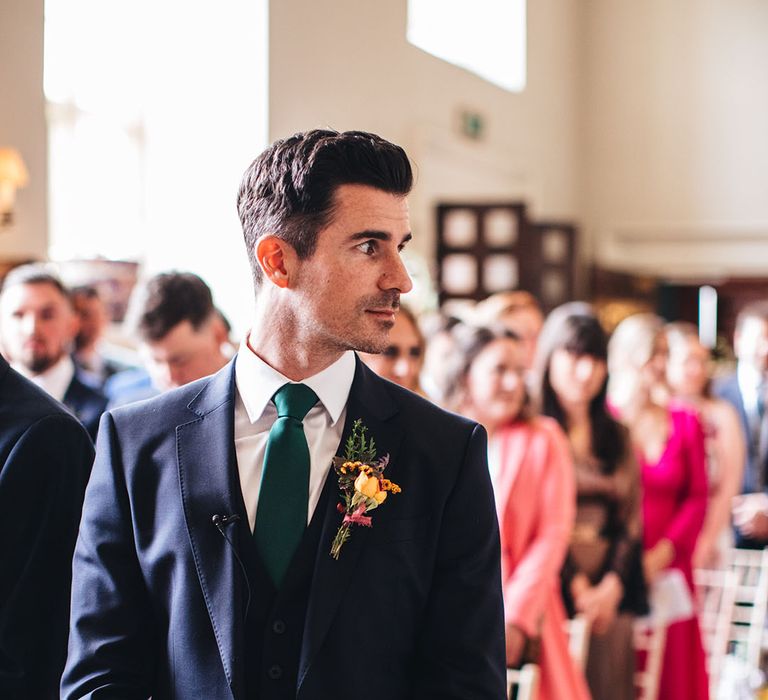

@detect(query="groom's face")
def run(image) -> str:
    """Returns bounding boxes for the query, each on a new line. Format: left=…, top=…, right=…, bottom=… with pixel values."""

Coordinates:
left=291, top=183, right=413, bottom=354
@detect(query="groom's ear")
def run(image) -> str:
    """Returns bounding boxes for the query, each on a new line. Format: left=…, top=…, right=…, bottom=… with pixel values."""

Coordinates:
left=255, top=235, right=295, bottom=289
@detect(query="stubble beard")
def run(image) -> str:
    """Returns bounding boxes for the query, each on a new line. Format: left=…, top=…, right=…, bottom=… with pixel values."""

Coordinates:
left=306, top=293, right=401, bottom=356
left=24, top=348, right=60, bottom=375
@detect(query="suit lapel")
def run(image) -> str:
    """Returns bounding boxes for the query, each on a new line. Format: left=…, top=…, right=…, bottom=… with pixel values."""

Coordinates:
left=177, top=361, right=243, bottom=698
left=297, top=358, right=402, bottom=689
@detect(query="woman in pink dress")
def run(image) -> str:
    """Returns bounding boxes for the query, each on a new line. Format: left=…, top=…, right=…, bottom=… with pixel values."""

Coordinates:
left=665, top=321, right=745, bottom=569
left=445, top=324, right=591, bottom=700
left=608, top=313, right=709, bottom=700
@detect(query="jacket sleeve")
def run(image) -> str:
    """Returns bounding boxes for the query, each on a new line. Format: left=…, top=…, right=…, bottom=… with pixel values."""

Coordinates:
left=61, top=413, right=156, bottom=700
left=502, top=424, right=576, bottom=637
left=0, top=414, right=93, bottom=699
left=411, top=423, right=507, bottom=700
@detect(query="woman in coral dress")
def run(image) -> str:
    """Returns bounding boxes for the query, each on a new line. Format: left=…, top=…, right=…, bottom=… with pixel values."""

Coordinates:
left=445, top=323, right=591, bottom=700
left=609, top=313, right=709, bottom=700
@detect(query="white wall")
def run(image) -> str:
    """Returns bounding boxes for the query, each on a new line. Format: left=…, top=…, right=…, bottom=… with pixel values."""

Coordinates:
left=0, top=0, right=47, bottom=260
left=583, top=0, right=768, bottom=279
left=269, top=0, right=583, bottom=285
left=12, top=1, right=768, bottom=291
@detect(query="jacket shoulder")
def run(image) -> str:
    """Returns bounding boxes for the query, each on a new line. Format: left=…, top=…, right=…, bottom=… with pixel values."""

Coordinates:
left=379, top=376, right=480, bottom=434
left=0, top=367, right=91, bottom=450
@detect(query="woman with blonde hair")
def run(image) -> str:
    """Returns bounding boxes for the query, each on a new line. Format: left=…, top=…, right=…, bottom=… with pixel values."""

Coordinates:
left=445, top=323, right=590, bottom=700
left=665, top=321, right=744, bottom=569
left=608, top=313, right=708, bottom=700
left=476, top=291, right=544, bottom=370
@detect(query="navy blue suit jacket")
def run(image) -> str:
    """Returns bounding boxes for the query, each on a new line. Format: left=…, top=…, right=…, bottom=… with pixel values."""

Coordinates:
left=63, top=372, right=108, bottom=442
left=62, top=357, right=507, bottom=699
left=713, top=373, right=759, bottom=493
left=713, top=372, right=766, bottom=546
left=0, top=356, right=94, bottom=699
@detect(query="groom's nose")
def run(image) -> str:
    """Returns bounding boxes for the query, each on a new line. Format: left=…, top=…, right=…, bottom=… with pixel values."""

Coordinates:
left=379, top=252, right=412, bottom=294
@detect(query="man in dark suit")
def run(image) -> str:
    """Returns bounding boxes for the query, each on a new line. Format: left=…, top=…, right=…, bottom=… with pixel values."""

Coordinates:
left=713, top=300, right=768, bottom=547
left=0, top=265, right=108, bottom=441
left=0, top=354, right=94, bottom=698
left=62, top=130, right=507, bottom=699
left=71, top=284, right=133, bottom=387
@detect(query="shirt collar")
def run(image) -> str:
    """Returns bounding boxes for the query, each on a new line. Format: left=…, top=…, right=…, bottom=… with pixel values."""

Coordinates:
left=13, top=354, right=75, bottom=402
left=235, top=335, right=355, bottom=426
left=738, top=362, right=762, bottom=393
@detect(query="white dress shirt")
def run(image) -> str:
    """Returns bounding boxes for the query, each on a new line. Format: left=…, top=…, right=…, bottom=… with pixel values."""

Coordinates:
left=738, top=362, right=763, bottom=422
left=13, top=354, right=75, bottom=402
left=234, top=339, right=355, bottom=531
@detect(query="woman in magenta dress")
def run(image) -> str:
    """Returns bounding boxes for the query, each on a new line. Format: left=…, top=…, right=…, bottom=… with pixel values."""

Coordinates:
left=608, top=313, right=709, bottom=700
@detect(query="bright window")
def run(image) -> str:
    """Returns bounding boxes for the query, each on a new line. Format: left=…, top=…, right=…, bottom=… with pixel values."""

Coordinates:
left=44, top=0, right=268, bottom=330
left=407, top=0, right=526, bottom=92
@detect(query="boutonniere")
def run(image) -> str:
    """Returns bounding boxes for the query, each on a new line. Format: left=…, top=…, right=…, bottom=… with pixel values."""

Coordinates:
left=330, top=419, right=401, bottom=560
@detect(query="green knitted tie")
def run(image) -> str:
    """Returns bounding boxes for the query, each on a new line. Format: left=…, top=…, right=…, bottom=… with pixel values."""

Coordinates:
left=254, top=383, right=318, bottom=587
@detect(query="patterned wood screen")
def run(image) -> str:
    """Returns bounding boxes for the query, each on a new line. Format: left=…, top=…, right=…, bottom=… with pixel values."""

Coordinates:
left=436, top=203, right=577, bottom=311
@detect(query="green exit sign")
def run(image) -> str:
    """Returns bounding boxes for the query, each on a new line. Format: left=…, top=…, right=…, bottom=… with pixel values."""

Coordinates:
left=460, top=110, right=485, bottom=140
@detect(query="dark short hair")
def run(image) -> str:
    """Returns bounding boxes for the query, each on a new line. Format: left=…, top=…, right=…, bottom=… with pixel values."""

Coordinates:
left=237, top=129, right=413, bottom=289
left=1, top=263, right=71, bottom=302
left=134, top=272, right=215, bottom=342
left=71, top=284, right=100, bottom=301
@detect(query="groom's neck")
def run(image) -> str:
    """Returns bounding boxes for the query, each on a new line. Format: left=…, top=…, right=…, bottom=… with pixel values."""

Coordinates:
left=248, top=302, right=343, bottom=381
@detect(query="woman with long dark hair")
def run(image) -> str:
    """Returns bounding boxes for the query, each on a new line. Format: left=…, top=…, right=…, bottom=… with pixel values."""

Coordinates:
left=535, top=307, right=645, bottom=700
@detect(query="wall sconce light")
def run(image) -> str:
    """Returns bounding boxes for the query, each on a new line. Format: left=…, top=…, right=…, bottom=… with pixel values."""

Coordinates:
left=0, top=148, right=30, bottom=228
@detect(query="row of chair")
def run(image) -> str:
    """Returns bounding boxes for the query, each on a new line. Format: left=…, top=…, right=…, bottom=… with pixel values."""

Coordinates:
left=507, top=547, right=768, bottom=700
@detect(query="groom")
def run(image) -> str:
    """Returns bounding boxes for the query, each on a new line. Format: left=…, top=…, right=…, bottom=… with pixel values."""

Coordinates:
left=62, top=130, right=506, bottom=699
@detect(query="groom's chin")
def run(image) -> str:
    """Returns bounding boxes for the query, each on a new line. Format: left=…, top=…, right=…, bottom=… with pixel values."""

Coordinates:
left=349, top=334, right=390, bottom=356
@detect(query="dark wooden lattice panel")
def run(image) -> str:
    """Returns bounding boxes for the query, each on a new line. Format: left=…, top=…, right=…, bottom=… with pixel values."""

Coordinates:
left=436, top=203, right=577, bottom=311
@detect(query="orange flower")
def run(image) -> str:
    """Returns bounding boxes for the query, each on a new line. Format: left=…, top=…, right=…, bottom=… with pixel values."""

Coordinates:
left=380, top=479, right=401, bottom=494
left=354, top=473, right=380, bottom=499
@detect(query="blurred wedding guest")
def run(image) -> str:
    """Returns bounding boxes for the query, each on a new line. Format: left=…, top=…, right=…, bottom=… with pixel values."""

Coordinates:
left=666, top=322, right=745, bottom=568
left=359, top=305, right=425, bottom=394
left=421, top=312, right=462, bottom=402
left=608, top=313, right=708, bottom=700
left=712, top=301, right=768, bottom=547
left=0, top=265, right=107, bottom=440
left=0, top=351, right=94, bottom=699
left=476, top=290, right=544, bottom=370
left=536, top=308, right=646, bottom=700
left=107, top=272, right=230, bottom=405
left=445, top=324, right=590, bottom=700
left=71, top=285, right=132, bottom=386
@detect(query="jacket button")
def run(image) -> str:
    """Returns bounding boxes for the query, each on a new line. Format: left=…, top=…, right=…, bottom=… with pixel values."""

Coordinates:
left=268, top=665, right=283, bottom=680
left=272, top=619, right=286, bottom=634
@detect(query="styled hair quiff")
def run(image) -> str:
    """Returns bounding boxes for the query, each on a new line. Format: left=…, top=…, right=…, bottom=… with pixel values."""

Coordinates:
left=237, top=129, right=413, bottom=290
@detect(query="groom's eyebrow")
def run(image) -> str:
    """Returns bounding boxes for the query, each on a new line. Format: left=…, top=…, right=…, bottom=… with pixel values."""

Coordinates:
left=348, top=231, right=413, bottom=245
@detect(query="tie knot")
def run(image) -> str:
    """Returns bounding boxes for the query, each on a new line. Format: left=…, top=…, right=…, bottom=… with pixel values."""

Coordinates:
left=273, top=383, right=318, bottom=421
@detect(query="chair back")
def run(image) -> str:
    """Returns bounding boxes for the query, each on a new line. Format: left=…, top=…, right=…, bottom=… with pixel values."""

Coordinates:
left=634, top=613, right=668, bottom=700
left=507, top=664, right=540, bottom=700
left=694, top=567, right=738, bottom=696
left=565, top=614, right=591, bottom=671
left=726, top=547, right=768, bottom=669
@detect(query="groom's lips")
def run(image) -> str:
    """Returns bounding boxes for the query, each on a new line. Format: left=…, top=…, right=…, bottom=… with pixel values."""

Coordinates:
left=366, top=308, right=397, bottom=322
